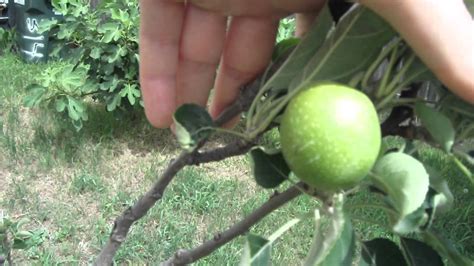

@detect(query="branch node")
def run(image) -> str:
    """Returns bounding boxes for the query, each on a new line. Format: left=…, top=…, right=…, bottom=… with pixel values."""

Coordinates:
left=151, top=192, right=163, bottom=200
left=270, top=190, right=280, bottom=199
left=213, top=233, right=222, bottom=241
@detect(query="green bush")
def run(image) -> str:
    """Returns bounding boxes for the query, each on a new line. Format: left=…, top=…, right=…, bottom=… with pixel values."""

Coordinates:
left=25, top=0, right=140, bottom=130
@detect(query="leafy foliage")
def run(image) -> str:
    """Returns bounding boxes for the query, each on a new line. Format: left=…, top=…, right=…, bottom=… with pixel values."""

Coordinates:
left=0, top=213, right=46, bottom=262
left=232, top=2, right=474, bottom=265
left=276, top=16, right=296, bottom=43
left=0, top=27, right=16, bottom=54
left=23, top=62, right=91, bottom=130
left=25, top=0, right=140, bottom=130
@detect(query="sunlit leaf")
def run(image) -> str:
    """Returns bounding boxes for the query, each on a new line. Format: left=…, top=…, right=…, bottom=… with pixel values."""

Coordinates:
left=119, top=84, right=141, bottom=105
left=371, top=152, right=429, bottom=217
left=173, top=104, right=215, bottom=151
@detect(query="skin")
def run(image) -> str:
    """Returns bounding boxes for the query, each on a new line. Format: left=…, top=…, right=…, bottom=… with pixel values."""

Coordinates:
left=140, top=0, right=474, bottom=129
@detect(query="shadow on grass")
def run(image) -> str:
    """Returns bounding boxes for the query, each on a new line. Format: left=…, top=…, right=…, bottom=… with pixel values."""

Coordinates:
left=27, top=103, right=178, bottom=161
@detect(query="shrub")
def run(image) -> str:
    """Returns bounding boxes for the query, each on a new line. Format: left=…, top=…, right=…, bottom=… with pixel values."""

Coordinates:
left=26, top=0, right=140, bottom=130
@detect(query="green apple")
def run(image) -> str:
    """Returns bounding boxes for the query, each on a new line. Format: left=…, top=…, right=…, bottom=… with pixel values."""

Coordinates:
left=280, top=82, right=381, bottom=191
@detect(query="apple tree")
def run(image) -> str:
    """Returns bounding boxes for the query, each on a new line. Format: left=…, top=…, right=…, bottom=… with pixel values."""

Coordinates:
left=94, top=2, right=474, bottom=265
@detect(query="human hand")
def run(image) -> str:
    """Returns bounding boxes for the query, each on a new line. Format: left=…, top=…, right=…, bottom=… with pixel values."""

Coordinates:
left=361, top=0, right=474, bottom=103
left=139, top=0, right=474, bottom=129
left=139, top=0, right=325, bottom=128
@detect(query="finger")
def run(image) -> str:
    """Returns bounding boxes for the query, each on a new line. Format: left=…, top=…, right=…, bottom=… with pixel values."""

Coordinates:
left=210, top=16, right=279, bottom=123
left=190, top=0, right=323, bottom=16
left=176, top=5, right=227, bottom=108
left=295, top=12, right=318, bottom=37
left=362, top=0, right=474, bottom=103
left=139, top=0, right=185, bottom=128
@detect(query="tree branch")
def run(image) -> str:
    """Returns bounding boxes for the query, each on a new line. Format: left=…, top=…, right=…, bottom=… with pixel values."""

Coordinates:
left=94, top=69, right=273, bottom=265
left=160, top=184, right=304, bottom=265
left=95, top=151, right=193, bottom=265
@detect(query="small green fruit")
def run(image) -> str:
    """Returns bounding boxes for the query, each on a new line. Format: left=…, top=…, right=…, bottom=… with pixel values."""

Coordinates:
left=280, top=82, right=381, bottom=191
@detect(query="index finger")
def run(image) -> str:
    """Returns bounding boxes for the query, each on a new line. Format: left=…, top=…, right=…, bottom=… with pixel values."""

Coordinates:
left=139, top=0, right=185, bottom=128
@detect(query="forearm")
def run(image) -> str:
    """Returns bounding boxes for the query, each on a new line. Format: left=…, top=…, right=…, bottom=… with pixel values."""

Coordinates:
left=360, top=0, right=474, bottom=103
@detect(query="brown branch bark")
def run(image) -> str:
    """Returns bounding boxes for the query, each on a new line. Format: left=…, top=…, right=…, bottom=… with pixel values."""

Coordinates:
left=160, top=184, right=303, bottom=265
left=95, top=73, right=267, bottom=265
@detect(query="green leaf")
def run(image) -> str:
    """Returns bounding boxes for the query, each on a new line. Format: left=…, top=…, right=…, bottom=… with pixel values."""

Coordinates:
left=262, top=5, right=333, bottom=93
left=393, top=185, right=452, bottom=234
left=240, top=219, right=299, bottom=266
left=291, top=5, right=396, bottom=88
left=465, top=0, right=474, bottom=16
left=119, top=84, right=141, bottom=105
left=392, top=203, right=427, bottom=235
left=57, top=22, right=78, bottom=39
left=100, top=75, right=120, bottom=92
left=272, top=37, right=300, bottom=61
left=240, top=234, right=271, bottom=266
left=107, top=94, right=122, bottom=112
left=106, top=45, right=126, bottom=63
left=173, top=104, right=215, bottom=151
left=440, top=94, right=474, bottom=119
left=371, top=152, right=430, bottom=217
left=38, top=18, right=59, bottom=34
left=59, top=65, right=88, bottom=92
left=425, top=166, right=453, bottom=213
left=99, top=23, right=121, bottom=43
left=400, top=238, right=443, bottom=266
left=66, top=96, right=87, bottom=121
left=250, top=148, right=290, bottom=189
left=319, top=220, right=356, bottom=266
left=90, top=47, right=102, bottom=59
left=403, top=57, right=437, bottom=85
left=72, top=119, right=83, bottom=131
left=415, top=103, right=455, bottom=152
left=55, top=98, right=67, bottom=112
left=421, top=230, right=473, bottom=266
left=360, top=238, right=406, bottom=266
left=12, top=239, right=28, bottom=250
left=23, top=84, right=46, bottom=108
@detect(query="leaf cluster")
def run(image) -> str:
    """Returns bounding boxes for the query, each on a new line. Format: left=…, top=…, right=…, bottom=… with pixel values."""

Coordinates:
left=0, top=213, right=46, bottom=264
left=172, top=3, right=473, bottom=265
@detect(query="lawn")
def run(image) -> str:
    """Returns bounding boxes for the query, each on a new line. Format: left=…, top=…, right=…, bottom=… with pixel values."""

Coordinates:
left=1, top=52, right=473, bottom=264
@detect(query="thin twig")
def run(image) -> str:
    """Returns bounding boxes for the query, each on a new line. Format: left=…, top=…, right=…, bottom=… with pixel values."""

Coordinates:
left=160, top=184, right=304, bottom=265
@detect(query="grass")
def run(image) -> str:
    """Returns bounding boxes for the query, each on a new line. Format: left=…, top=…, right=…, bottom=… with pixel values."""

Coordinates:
left=1, top=51, right=473, bottom=265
